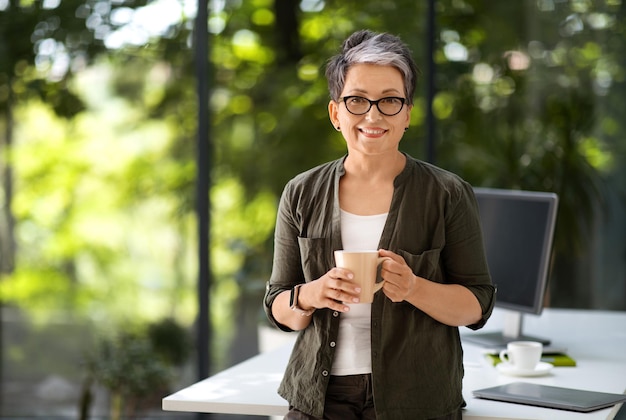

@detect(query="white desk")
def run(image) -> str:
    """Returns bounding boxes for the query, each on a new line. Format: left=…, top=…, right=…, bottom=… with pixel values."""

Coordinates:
left=163, top=308, right=626, bottom=419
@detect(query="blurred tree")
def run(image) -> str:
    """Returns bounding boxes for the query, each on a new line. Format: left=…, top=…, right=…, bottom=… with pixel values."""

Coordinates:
left=432, top=0, right=624, bottom=307
left=0, top=0, right=150, bottom=274
left=83, top=324, right=175, bottom=419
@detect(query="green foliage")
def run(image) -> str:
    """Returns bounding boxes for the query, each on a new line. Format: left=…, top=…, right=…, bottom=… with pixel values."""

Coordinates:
left=87, top=332, right=170, bottom=398
left=433, top=0, right=620, bottom=257
left=3, top=69, right=198, bottom=323
left=147, top=317, right=192, bottom=366
left=0, top=267, right=85, bottom=319
left=84, top=324, right=174, bottom=418
left=0, top=0, right=151, bottom=116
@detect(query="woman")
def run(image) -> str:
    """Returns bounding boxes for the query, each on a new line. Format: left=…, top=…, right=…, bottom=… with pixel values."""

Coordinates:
left=263, top=29, right=495, bottom=420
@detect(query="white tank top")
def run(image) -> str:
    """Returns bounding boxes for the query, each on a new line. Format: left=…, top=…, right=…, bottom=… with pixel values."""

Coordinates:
left=331, top=209, right=388, bottom=376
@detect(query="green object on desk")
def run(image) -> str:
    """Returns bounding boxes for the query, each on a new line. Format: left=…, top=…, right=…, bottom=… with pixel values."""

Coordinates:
left=485, top=353, right=577, bottom=367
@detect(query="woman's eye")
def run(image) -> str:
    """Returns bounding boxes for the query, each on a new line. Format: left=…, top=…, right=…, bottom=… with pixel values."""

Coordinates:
left=382, top=98, right=399, bottom=105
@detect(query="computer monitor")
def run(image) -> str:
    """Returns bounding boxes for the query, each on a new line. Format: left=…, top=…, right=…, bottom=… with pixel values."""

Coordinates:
left=464, top=187, right=559, bottom=348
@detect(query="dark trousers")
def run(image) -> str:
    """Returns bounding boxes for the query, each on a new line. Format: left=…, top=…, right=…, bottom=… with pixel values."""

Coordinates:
left=283, top=374, right=462, bottom=420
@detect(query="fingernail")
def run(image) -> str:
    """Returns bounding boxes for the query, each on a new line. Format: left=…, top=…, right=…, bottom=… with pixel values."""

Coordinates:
left=355, top=287, right=361, bottom=292
left=343, top=306, right=350, bottom=312
left=347, top=273, right=354, bottom=279
left=352, top=297, right=359, bottom=303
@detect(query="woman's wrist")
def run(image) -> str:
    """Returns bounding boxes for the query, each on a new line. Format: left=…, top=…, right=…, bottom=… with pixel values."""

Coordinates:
left=297, top=283, right=316, bottom=311
left=290, top=284, right=315, bottom=316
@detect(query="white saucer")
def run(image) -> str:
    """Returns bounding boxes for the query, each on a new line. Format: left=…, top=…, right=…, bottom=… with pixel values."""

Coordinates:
left=496, top=361, right=553, bottom=377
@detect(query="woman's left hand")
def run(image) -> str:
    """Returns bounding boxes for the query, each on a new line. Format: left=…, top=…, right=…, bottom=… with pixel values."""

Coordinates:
left=378, top=249, right=418, bottom=302
left=378, top=250, right=483, bottom=326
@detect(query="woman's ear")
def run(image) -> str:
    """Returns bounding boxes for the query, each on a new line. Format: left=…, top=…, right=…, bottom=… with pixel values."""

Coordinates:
left=404, top=104, right=413, bottom=128
left=328, top=100, right=340, bottom=130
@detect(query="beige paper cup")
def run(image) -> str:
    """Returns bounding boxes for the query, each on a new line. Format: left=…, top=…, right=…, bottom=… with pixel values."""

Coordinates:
left=334, top=250, right=388, bottom=303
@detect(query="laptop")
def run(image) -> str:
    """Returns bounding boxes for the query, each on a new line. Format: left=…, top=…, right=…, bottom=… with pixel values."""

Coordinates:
left=473, top=382, right=626, bottom=413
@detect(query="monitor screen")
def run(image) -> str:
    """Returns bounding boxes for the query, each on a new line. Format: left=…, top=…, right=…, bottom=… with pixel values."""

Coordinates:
left=465, top=187, right=559, bottom=347
left=475, top=188, right=559, bottom=315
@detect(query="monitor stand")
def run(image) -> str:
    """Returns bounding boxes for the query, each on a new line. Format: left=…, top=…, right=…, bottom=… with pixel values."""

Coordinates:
left=463, top=310, right=551, bottom=349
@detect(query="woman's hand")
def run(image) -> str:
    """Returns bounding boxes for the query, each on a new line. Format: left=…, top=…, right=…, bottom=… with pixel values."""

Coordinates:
left=271, top=267, right=362, bottom=331
left=378, top=248, right=483, bottom=326
left=378, top=249, right=417, bottom=302
left=299, top=268, right=363, bottom=313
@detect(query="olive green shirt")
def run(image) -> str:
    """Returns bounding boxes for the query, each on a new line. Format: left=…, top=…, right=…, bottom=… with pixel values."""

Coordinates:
left=264, top=154, right=495, bottom=419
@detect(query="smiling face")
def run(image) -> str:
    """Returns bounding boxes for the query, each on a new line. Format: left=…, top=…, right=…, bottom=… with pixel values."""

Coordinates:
left=329, top=63, right=412, bottom=157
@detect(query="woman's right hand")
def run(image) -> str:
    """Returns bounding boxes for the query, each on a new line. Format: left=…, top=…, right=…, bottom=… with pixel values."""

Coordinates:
left=271, top=268, right=362, bottom=331
left=298, top=268, right=362, bottom=313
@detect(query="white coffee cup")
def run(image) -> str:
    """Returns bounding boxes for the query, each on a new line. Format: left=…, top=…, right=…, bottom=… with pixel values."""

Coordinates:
left=499, top=341, right=543, bottom=370
left=334, top=250, right=389, bottom=304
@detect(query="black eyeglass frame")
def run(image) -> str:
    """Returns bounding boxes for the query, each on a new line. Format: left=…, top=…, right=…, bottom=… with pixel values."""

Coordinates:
left=339, top=96, right=407, bottom=116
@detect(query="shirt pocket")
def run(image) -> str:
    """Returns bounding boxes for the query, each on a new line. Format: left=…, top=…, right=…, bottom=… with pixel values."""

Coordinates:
left=297, top=236, right=332, bottom=282
left=398, top=247, right=443, bottom=283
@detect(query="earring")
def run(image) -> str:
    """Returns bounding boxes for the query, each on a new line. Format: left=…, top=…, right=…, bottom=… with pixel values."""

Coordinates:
left=404, top=127, right=409, bottom=131
left=336, top=126, right=341, bottom=131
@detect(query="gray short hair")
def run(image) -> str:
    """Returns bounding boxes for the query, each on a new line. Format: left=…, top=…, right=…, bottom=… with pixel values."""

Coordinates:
left=325, top=30, right=419, bottom=104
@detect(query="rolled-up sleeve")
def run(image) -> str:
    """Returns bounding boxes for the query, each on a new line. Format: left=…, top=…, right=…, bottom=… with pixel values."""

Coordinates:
left=443, top=181, right=496, bottom=330
left=263, top=181, right=305, bottom=332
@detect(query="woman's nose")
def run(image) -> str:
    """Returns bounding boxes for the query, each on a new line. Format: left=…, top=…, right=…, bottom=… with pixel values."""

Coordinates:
left=365, top=104, right=383, bottom=122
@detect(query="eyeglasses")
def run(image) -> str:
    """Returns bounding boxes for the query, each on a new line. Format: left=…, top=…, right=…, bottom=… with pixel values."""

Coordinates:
left=340, top=96, right=407, bottom=116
